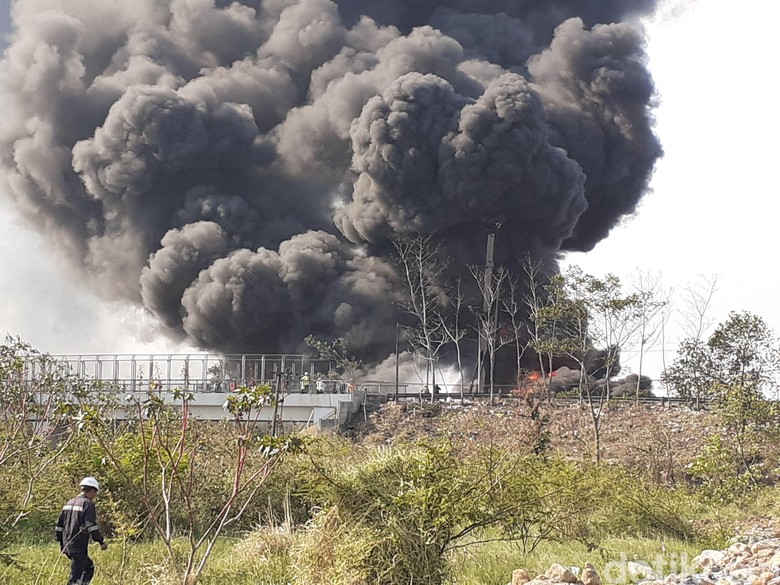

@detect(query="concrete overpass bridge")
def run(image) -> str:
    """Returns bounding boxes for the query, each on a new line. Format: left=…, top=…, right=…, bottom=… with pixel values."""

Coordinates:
left=26, top=352, right=391, bottom=429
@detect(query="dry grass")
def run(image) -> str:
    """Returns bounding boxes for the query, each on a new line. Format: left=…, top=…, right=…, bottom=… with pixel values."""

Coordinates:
left=232, top=526, right=293, bottom=562
left=358, top=400, right=718, bottom=481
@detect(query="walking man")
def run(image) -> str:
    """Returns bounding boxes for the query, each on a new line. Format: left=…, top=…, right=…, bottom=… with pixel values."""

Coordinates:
left=55, top=477, right=108, bottom=584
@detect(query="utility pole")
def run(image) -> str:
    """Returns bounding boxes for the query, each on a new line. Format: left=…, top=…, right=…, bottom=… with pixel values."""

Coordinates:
left=271, top=368, right=282, bottom=437
left=394, top=323, right=400, bottom=402
left=477, top=224, right=498, bottom=393
left=482, top=231, right=496, bottom=313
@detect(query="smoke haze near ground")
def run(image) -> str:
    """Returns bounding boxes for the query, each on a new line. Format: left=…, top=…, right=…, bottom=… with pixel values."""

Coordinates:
left=0, top=0, right=661, bottom=360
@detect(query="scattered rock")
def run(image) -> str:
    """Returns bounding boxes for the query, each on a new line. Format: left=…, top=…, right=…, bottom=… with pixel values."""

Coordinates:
left=526, top=579, right=554, bottom=585
left=752, top=572, right=775, bottom=585
left=546, top=563, right=578, bottom=583
left=581, top=562, right=601, bottom=585
left=512, top=568, right=532, bottom=585
left=509, top=530, right=780, bottom=585
left=696, top=550, right=727, bottom=572
left=628, top=561, right=660, bottom=581
left=753, top=542, right=780, bottom=555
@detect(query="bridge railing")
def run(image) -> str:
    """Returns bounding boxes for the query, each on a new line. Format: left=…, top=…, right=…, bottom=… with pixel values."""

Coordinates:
left=24, top=353, right=336, bottom=394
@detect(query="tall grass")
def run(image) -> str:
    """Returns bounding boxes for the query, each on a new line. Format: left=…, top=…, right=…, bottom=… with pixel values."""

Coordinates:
left=5, top=433, right=780, bottom=585
left=0, top=531, right=719, bottom=585
left=449, top=535, right=706, bottom=585
left=1, top=530, right=292, bottom=585
left=5, top=486, right=780, bottom=585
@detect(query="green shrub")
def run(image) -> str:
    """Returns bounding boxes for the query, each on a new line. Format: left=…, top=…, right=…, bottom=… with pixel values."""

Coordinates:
left=292, top=441, right=694, bottom=585
left=571, top=466, right=697, bottom=544
left=688, top=434, right=756, bottom=503
left=294, top=444, right=454, bottom=584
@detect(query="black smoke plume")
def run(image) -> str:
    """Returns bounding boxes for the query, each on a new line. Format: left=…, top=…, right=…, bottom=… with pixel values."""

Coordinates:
left=0, top=0, right=661, bottom=358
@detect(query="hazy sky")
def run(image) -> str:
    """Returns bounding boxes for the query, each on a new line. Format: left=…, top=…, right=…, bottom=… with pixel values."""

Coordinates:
left=0, top=0, right=195, bottom=354
left=564, top=0, right=780, bottom=376
left=0, top=0, right=777, bottom=379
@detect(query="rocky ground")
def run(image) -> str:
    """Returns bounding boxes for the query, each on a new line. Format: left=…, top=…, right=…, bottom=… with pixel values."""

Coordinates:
left=508, top=524, right=780, bottom=585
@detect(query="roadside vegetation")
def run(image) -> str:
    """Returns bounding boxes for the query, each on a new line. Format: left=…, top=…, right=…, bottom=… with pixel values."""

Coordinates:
left=4, top=332, right=780, bottom=584
left=4, top=425, right=780, bottom=585
left=4, top=260, right=780, bottom=584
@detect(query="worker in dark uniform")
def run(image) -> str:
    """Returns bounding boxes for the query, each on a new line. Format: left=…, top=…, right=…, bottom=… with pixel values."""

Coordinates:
left=55, top=477, right=108, bottom=585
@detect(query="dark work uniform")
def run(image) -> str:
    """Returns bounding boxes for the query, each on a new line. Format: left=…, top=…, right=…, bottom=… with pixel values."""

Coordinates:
left=55, top=494, right=105, bottom=585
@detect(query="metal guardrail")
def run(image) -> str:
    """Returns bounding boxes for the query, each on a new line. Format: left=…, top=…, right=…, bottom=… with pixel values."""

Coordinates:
left=23, top=353, right=337, bottom=394
left=20, top=354, right=712, bottom=408
left=384, top=392, right=708, bottom=407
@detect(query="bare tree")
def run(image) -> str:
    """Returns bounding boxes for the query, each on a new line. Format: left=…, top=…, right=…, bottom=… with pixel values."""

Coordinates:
left=500, top=272, right=531, bottom=391
left=0, top=339, right=100, bottom=541
left=77, top=381, right=299, bottom=584
left=393, top=235, right=452, bottom=402
left=441, top=279, right=468, bottom=402
left=469, top=265, right=514, bottom=405
left=629, top=271, right=671, bottom=403
left=662, top=275, right=719, bottom=406
left=521, top=257, right=561, bottom=403
left=679, top=274, right=720, bottom=341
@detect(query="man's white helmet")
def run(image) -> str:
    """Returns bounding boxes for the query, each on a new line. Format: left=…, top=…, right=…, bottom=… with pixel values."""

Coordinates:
left=79, top=477, right=100, bottom=491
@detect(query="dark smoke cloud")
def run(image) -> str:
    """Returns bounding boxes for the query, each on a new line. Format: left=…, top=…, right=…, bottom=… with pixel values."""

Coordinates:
left=0, top=0, right=661, bottom=359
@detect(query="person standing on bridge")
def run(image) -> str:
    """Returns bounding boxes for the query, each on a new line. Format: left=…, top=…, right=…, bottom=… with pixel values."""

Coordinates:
left=55, top=477, right=108, bottom=585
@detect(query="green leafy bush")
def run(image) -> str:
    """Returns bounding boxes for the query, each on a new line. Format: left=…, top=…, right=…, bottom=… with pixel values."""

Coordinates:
left=688, top=434, right=756, bottom=503
left=571, top=465, right=697, bottom=544
left=292, top=441, right=696, bottom=585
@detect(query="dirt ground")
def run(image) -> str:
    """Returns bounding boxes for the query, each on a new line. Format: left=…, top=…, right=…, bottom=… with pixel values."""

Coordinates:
left=354, top=398, right=718, bottom=482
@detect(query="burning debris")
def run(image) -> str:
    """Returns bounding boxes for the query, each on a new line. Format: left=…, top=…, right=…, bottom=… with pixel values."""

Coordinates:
left=0, top=0, right=662, bottom=360
left=549, top=367, right=654, bottom=397
left=515, top=366, right=654, bottom=398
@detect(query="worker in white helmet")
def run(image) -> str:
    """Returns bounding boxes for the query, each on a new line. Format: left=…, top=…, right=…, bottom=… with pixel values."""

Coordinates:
left=55, top=477, right=108, bottom=585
